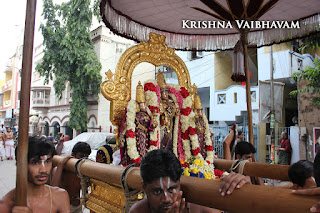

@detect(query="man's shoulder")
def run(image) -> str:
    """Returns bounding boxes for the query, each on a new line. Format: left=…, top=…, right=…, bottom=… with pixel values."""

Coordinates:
left=50, top=185, right=69, bottom=201
left=50, top=185, right=68, bottom=195
left=49, top=186, right=70, bottom=205
left=0, top=188, right=16, bottom=213
left=129, top=198, right=149, bottom=213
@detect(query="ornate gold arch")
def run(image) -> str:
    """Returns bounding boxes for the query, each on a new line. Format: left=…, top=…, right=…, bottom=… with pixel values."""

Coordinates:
left=101, top=33, right=192, bottom=129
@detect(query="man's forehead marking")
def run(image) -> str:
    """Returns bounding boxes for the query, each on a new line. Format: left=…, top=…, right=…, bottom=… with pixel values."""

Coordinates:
left=40, top=155, right=48, bottom=166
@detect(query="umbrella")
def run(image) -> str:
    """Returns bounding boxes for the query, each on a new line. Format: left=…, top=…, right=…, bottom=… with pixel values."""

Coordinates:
left=99, top=0, right=320, bottom=144
left=100, top=0, right=320, bottom=51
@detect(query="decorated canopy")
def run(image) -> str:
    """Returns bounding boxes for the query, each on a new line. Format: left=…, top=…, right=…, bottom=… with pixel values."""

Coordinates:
left=100, top=0, right=320, bottom=51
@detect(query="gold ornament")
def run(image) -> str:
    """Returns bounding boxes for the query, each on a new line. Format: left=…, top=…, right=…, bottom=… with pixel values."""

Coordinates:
left=100, top=32, right=191, bottom=133
left=136, top=81, right=146, bottom=103
left=194, top=93, right=203, bottom=110
left=156, top=71, right=168, bottom=91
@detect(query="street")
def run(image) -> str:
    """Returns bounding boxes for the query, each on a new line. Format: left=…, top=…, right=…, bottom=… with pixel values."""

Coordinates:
left=0, top=159, right=16, bottom=198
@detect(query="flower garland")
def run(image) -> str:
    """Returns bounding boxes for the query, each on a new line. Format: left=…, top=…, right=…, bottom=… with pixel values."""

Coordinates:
left=179, top=86, right=203, bottom=161
left=167, top=86, right=183, bottom=159
left=203, top=113, right=215, bottom=164
left=144, top=80, right=160, bottom=151
left=125, top=99, right=141, bottom=163
left=182, top=158, right=215, bottom=179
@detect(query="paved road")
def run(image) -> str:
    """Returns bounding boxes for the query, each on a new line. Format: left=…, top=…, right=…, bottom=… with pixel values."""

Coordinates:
left=0, top=158, right=16, bottom=198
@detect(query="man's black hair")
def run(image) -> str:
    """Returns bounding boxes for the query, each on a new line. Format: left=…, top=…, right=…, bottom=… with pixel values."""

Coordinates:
left=288, top=160, right=313, bottom=187
left=140, top=149, right=183, bottom=184
left=314, top=152, right=320, bottom=187
left=237, top=131, right=243, bottom=136
left=72, top=142, right=91, bottom=155
left=235, top=141, right=256, bottom=157
left=282, top=131, right=288, bottom=139
left=16, top=135, right=56, bottom=162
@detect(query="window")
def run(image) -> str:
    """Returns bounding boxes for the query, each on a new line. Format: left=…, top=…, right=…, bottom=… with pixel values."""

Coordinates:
left=218, top=94, right=226, bottom=104
left=234, top=93, right=237, bottom=103
left=251, top=91, right=256, bottom=102
left=297, top=59, right=303, bottom=71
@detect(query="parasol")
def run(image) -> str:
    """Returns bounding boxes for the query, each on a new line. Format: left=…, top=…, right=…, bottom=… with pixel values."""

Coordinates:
left=99, top=0, right=320, bottom=144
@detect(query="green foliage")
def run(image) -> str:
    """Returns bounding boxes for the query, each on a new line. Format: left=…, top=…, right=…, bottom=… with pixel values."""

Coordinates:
left=37, top=0, right=102, bottom=131
left=299, top=34, right=320, bottom=53
left=290, top=59, right=320, bottom=107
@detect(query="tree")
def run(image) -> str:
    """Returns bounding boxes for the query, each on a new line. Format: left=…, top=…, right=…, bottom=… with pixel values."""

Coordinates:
left=37, top=0, right=102, bottom=131
left=290, top=35, right=320, bottom=107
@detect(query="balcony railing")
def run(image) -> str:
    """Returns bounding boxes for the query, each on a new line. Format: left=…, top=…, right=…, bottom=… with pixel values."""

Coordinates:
left=4, top=100, right=11, bottom=108
left=2, top=80, right=12, bottom=92
left=32, top=98, right=50, bottom=108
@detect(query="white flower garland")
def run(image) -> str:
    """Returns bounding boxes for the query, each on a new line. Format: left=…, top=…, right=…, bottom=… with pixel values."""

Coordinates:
left=185, top=95, right=203, bottom=160
left=168, top=93, right=180, bottom=157
left=126, top=100, right=140, bottom=161
left=144, top=80, right=160, bottom=151
left=203, top=113, right=215, bottom=163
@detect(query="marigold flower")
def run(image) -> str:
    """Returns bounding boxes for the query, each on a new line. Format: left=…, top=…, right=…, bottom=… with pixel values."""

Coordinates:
left=192, top=167, right=200, bottom=174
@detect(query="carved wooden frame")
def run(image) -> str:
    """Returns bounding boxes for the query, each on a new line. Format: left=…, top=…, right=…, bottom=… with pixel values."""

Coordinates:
left=100, top=33, right=192, bottom=130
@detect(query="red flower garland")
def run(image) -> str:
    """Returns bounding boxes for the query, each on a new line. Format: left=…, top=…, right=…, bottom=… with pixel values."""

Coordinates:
left=131, top=158, right=141, bottom=164
left=180, top=87, right=190, bottom=98
left=126, top=129, right=135, bottom=138
left=214, top=169, right=224, bottom=178
left=192, top=147, right=200, bottom=156
left=181, top=162, right=189, bottom=168
left=188, top=127, right=197, bottom=135
left=149, top=140, right=158, bottom=147
left=148, top=105, right=159, bottom=113
left=181, top=107, right=192, bottom=116
left=144, top=83, right=156, bottom=92
left=206, top=145, right=213, bottom=151
left=182, top=131, right=189, bottom=140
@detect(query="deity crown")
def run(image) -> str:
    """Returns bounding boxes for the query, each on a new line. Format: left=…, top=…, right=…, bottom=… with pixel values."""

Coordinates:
left=156, top=71, right=167, bottom=91
left=194, top=93, right=203, bottom=110
left=136, top=81, right=146, bottom=103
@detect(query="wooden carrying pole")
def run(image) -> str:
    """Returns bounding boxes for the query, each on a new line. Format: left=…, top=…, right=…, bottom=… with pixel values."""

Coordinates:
left=53, top=156, right=318, bottom=213
left=15, top=0, right=37, bottom=206
left=240, top=29, right=254, bottom=145
left=213, top=159, right=290, bottom=181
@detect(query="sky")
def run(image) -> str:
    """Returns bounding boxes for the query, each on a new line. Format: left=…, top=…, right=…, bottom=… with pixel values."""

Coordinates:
left=0, top=0, right=67, bottom=79
left=0, top=0, right=101, bottom=80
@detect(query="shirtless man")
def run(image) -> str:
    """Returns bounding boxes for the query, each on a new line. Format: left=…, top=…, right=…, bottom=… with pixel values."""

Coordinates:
left=129, top=149, right=250, bottom=213
left=5, top=127, right=14, bottom=160
left=0, top=132, right=5, bottom=161
left=0, top=135, right=70, bottom=213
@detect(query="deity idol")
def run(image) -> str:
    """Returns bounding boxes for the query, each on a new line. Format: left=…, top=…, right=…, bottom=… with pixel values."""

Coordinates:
left=193, top=92, right=207, bottom=159
left=119, top=81, right=154, bottom=165
left=157, top=72, right=179, bottom=150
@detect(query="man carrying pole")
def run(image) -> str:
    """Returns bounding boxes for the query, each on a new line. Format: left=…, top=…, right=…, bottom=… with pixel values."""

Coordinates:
left=0, top=136, right=70, bottom=212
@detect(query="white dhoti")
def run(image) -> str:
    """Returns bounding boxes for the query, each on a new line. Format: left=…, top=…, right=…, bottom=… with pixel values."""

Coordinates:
left=0, top=141, right=4, bottom=159
left=5, top=140, right=14, bottom=159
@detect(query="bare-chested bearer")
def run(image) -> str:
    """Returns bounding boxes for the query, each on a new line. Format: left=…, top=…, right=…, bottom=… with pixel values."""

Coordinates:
left=5, top=127, right=14, bottom=160
left=0, top=135, right=70, bottom=213
left=129, top=149, right=250, bottom=213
